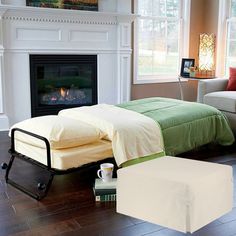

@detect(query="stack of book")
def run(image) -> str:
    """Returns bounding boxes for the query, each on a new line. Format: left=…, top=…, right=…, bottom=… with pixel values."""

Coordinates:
left=93, top=178, right=117, bottom=202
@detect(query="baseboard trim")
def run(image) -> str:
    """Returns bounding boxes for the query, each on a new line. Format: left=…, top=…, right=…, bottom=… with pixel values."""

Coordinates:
left=0, top=114, right=9, bottom=131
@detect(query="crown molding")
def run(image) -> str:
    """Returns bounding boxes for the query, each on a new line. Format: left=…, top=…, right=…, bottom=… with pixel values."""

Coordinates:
left=0, top=4, right=139, bottom=25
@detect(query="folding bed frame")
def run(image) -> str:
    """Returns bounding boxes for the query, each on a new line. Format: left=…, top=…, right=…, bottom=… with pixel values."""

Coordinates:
left=1, top=128, right=114, bottom=200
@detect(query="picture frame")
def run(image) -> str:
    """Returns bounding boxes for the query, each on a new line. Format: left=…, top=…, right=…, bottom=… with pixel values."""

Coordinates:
left=180, top=58, right=195, bottom=77
left=26, top=0, right=98, bottom=11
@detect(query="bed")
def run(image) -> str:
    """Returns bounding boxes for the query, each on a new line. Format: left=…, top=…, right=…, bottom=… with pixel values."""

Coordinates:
left=1, top=97, right=234, bottom=199
left=117, top=97, right=234, bottom=157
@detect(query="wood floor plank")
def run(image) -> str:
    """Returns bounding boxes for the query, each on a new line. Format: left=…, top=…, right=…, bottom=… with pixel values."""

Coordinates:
left=59, top=214, right=134, bottom=236
left=27, top=203, right=106, bottom=229
left=12, top=219, right=81, bottom=236
left=102, top=221, right=163, bottom=236
left=0, top=218, right=29, bottom=236
left=141, top=220, right=225, bottom=236
left=192, top=220, right=236, bottom=236
left=218, top=207, right=236, bottom=223
left=74, top=204, right=118, bottom=227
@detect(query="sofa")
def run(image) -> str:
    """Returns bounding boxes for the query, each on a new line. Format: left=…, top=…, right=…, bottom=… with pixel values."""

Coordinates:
left=197, top=78, right=236, bottom=133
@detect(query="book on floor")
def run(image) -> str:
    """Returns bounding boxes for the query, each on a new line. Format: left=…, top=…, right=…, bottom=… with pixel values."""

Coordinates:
left=94, top=178, right=117, bottom=190
left=93, top=187, right=116, bottom=196
left=94, top=178, right=117, bottom=201
left=95, top=194, right=116, bottom=202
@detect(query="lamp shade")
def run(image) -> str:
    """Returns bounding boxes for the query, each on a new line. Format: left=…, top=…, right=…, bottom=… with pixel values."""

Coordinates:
left=199, top=33, right=215, bottom=71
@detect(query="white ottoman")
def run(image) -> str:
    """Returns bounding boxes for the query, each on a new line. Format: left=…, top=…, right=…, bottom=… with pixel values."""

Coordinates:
left=117, top=156, right=233, bottom=233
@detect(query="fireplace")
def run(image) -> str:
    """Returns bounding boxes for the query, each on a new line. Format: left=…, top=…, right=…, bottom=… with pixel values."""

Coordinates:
left=30, top=55, right=97, bottom=117
left=0, top=4, right=134, bottom=129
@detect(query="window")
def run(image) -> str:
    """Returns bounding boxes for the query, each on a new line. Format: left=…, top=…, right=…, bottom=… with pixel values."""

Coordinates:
left=134, top=0, right=191, bottom=83
left=224, top=0, right=236, bottom=76
left=217, top=0, right=236, bottom=76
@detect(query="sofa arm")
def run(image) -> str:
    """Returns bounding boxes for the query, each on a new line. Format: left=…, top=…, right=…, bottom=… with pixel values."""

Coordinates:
left=197, top=78, right=228, bottom=103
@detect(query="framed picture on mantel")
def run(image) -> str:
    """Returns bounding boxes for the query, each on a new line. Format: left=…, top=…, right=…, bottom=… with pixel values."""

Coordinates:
left=26, top=0, right=98, bottom=11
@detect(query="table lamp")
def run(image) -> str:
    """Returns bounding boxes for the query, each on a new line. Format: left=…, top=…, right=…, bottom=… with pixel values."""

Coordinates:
left=198, top=33, right=215, bottom=76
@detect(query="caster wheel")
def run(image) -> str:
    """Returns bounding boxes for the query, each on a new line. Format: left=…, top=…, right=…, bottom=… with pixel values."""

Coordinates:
left=37, top=183, right=46, bottom=191
left=1, top=163, right=8, bottom=170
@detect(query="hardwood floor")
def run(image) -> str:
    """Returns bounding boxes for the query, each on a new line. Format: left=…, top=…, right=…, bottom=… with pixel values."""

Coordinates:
left=0, top=131, right=236, bottom=236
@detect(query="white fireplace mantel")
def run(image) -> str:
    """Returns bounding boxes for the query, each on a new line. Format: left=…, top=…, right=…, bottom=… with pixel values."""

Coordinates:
left=0, top=4, right=138, bottom=24
left=0, top=2, right=137, bottom=130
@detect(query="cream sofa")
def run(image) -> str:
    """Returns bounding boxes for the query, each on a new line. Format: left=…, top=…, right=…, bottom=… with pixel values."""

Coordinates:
left=197, top=78, right=236, bottom=132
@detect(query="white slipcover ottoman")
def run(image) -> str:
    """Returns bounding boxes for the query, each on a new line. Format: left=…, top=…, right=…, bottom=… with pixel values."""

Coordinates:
left=117, top=156, right=233, bottom=233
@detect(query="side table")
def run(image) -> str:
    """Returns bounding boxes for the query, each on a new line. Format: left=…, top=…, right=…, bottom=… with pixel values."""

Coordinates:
left=178, top=75, right=215, bottom=101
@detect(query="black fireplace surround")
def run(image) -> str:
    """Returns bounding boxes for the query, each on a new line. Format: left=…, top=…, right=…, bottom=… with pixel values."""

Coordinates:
left=30, top=55, right=97, bottom=117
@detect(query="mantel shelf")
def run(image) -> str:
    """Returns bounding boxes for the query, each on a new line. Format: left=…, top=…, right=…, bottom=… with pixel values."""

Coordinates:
left=0, top=4, right=139, bottom=24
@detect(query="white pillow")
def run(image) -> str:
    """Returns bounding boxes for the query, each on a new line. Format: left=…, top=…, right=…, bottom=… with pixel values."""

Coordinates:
left=10, top=115, right=102, bottom=149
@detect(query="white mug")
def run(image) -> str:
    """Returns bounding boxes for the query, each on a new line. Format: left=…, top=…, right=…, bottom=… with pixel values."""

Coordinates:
left=97, top=163, right=114, bottom=182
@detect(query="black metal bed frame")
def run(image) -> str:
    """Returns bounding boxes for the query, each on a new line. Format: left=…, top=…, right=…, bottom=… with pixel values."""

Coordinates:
left=1, top=128, right=114, bottom=200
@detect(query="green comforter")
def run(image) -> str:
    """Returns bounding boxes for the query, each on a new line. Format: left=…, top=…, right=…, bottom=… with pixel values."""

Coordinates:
left=118, top=97, right=235, bottom=156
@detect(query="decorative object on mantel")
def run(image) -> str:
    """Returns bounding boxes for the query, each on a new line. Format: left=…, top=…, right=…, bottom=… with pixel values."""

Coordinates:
left=198, top=33, right=216, bottom=77
left=26, top=0, right=98, bottom=11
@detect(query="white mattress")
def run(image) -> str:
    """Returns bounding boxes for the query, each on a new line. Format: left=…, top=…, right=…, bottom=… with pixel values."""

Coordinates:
left=15, top=139, right=113, bottom=170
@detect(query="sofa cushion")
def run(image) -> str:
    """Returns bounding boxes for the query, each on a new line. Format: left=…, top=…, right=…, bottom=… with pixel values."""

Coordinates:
left=10, top=115, right=102, bottom=149
left=204, top=91, right=236, bottom=113
left=227, top=67, right=236, bottom=91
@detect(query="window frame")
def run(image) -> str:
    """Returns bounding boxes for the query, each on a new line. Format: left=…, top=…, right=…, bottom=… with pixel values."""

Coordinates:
left=216, top=0, right=234, bottom=77
left=133, top=0, right=191, bottom=84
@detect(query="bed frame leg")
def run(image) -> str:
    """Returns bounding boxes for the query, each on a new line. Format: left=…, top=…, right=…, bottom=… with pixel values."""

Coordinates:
left=1, top=155, right=54, bottom=200
left=5, top=155, right=15, bottom=182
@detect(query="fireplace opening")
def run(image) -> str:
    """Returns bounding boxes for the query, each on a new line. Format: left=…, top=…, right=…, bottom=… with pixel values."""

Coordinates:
left=30, top=55, right=97, bottom=117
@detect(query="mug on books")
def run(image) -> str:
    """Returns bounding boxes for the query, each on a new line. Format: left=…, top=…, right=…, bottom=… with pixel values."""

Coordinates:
left=97, top=163, right=114, bottom=182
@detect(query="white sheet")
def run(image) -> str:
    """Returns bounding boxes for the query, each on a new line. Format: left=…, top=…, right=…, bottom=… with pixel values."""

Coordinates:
left=15, top=139, right=113, bottom=170
left=59, top=104, right=164, bottom=166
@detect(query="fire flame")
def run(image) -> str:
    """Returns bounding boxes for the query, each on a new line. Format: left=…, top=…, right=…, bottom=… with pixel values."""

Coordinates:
left=60, top=88, right=67, bottom=98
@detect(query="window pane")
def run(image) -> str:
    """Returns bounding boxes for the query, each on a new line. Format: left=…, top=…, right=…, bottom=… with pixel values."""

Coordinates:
left=231, top=0, right=236, bottom=17
left=153, top=54, right=178, bottom=75
left=153, top=20, right=166, bottom=38
left=153, top=39, right=167, bottom=75
left=153, top=0, right=166, bottom=17
left=167, top=21, right=179, bottom=38
left=138, top=19, right=153, bottom=76
left=139, top=19, right=153, bottom=35
left=139, top=36, right=153, bottom=58
left=228, top=41, right=236, bottom=56
left=152, top=39, right=178, bottom=75
left=166, top=0, right=179, bottom=17
left=227, top=58, right=236, bottom=67
left=225, top=2, right=236, bottom=76
left=229, top=22, right=236, bottom=39
left=139, top=19, right=153, bottom=53
left=137, top=0, right=181, bottom=79
left=225, top=57, right=236, bottom=76
left=167, top=39, right=179, bottom=53
left=139, top=56, right=153, bottom=75
left=139, top=38, right=153, bottom=55
left=153, top=38, right=166, bottom=52
left=138, top=0, right=153, bottom=16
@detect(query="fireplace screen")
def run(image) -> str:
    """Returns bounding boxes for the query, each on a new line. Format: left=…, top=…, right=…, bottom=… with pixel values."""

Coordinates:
left=30, top=55, right=97, bottom=117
